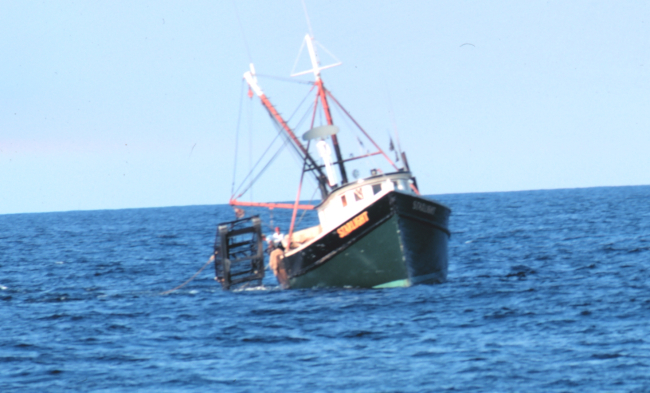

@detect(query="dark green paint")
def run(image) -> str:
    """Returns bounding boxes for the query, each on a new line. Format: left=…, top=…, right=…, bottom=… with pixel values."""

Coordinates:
left=287, top=215, right=408, bottom=289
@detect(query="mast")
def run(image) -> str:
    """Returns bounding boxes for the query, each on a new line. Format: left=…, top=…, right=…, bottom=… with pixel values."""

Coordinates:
left=303, top=34, right=349, bottom=185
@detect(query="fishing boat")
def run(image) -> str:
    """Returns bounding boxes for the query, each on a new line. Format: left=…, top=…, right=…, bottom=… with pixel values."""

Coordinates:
left=214, top=33, right=451, bottom=290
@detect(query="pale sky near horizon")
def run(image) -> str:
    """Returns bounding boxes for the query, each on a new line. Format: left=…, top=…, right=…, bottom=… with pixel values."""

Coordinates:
left=1, top=1, right=648, bottom=215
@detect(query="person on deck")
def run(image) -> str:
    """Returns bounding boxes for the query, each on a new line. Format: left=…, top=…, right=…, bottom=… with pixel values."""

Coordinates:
left=269, top=248, right=288, bottom=288
left=267, top=227, right=287, bottom=287
left=269, top=227, right=284, bottom=248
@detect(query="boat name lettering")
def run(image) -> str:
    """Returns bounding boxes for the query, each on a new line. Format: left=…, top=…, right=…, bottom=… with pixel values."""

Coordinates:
left=337, top=211, right=370, bottom=238
left=412, top=201, right=436, bottom=215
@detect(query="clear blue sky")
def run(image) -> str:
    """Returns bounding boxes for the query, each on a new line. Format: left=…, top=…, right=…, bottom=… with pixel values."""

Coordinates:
left=2, top=1, right=648, bottom=214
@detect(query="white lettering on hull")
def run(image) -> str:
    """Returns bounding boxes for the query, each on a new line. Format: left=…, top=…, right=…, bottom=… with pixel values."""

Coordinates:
left=412, top=201, right=436, bottom=215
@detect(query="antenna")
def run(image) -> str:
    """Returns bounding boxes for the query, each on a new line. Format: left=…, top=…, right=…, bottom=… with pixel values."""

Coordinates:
left=232, top=0, right=253, bottom=63
left=291, top=35, right=342, bottom=78
left=385, top=86, right=403, bottom=157
left=301, top=0, right=314, bottom=38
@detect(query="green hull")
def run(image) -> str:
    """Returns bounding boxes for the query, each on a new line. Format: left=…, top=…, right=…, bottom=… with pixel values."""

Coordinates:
left=282, top=192, right=451, bottom=289
left=288, top=215, right=408, bottom=289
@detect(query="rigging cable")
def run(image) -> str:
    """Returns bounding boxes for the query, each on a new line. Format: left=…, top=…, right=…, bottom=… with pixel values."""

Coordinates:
left=231, top=129, right=285, bottom=199
left=231, top=0, right=253, bottom=64
left=327, top=90, right=399, bottom=171
left=288, top=145, right=311, bottom=244
left=301, top=0, right=315, bottom=38
left=270, top=97, right=320, bottom=181
left=291, top=37, right=308, bottom=76
left=235, top=97, right=317, bottom=201
left=231, top=79, right=246, bottom=196
left=295, top=185, right=319, bottom=228
left=160, top=256, right=214, bottom=295
left=331, top=103, right=383, bottom=171
left=286, top=84, right=317, bottom=123
left=385, top=85, right=404, bottom=159
left=232, top=82, right=324, bottom=201
left=248, top=88, right=317, bottom=190
left=248, top=85, right=254, bottom=200
left=234, top=141, right=287, bottom=199
left=231, top=94, right=313, bottom=200
left=257, top=74, right=313, bottom=85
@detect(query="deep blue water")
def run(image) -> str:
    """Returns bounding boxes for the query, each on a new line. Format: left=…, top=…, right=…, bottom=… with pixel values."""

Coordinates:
left=2, top=186, right=650, bottom=392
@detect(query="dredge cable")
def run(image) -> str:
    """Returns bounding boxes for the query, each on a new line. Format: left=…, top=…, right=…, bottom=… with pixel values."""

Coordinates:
left=160, top=256, right=215, bottom=295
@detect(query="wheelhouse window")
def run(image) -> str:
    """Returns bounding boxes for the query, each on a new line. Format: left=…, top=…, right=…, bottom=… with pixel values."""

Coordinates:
left=341, top=195, right=348, bottom=207
left=354, top=188, right=364, bottom=201
left=372, top=184, right=382, bottom=195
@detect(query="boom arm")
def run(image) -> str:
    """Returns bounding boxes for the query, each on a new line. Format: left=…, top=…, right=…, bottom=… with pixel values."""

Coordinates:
left=243, top=64, right=329, bottom=197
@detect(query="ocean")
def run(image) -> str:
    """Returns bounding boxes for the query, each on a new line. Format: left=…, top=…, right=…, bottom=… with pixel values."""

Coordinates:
left=2, top=186, right=649, bottom=392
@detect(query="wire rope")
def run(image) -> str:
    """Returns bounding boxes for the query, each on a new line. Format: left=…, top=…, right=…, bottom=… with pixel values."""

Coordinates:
left=330, top=101, right=383, bottom=171
left=231, top=0, right=253, bottom=64
left=286, top=85, right=317, bottom=123
left=232, top=129, right=285, bottom=199
left=235, top=141, right=287, bottom=199
left=257, top=73, right=313, bottom=85
left=231, top=83, right=327, bottom=202
left=160, top=256, right=214, bottom=295
left=248, top=90, right=254, bottom=200
left=295, top=185, right=319, bottom=228
left=231, top=80, right=245, bottom=196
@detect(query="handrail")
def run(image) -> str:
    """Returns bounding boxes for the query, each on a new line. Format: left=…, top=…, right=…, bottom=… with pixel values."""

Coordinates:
left=229, top=199, right=315, bottom=210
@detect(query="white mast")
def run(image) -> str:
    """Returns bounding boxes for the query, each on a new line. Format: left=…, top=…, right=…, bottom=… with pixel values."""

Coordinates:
left=290, top=34, right=341, bottom=78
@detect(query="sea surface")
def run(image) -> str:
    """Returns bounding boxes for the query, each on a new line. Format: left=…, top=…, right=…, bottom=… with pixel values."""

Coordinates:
left=2, top=186, right=650, bottom=392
